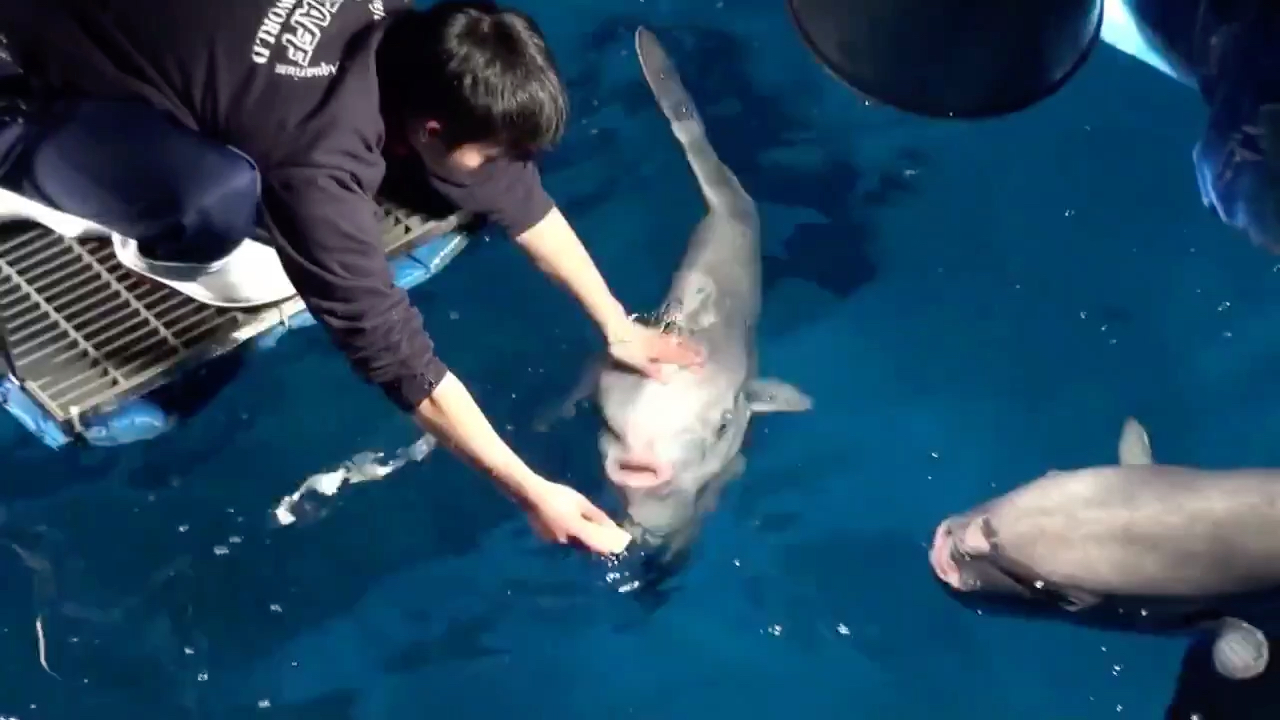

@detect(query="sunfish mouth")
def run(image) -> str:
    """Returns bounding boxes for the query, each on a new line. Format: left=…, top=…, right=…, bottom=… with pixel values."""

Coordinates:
left=606, top=453, right=673, bottom=489
left=929, top=517, right=997, bottom=590
left=929, top=521, right=964, bottom=588
left=930, top=516, right=1082, bottom=607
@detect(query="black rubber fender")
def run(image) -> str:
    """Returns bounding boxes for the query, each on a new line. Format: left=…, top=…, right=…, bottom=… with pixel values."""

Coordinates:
left=787, top=0, right=1105, bottom=118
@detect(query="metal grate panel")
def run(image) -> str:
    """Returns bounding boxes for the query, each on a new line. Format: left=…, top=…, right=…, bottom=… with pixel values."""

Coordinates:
left=0, top=223, right=236, bottom=420
left=381, top=205, right=471, bottom=255
left=0, top=203, right=470, bottom=426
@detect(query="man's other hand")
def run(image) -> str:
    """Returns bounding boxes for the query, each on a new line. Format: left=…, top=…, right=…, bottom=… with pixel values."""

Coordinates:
left=524, top=480, right=631, bottom=555
left=606, top=320, right=705, bottom=381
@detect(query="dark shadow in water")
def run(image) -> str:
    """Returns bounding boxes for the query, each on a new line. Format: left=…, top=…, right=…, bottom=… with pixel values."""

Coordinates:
left=774, top=529, right=985, bottom=661
left=928, top=554, right=1280, bottom=720
left=169, top=458, right=520, bottom=665
left=216, top=689, right=358, bottom=720
left=604, top=543, right=697, bottom=619
left=0, top=426, right=123, bottom=499
left=548, top=18, right=924, bottom=309
left=1166, top=631, right=1280, bottom=719
left=762, top=529, right=1020, bottom=710
left=0, top=322, right=294, bottom=503
left=379, top=609, right=510, bottom=675
left=118, top=351, right=255, bottom=492
left=0, top=290, right=527, bottom=714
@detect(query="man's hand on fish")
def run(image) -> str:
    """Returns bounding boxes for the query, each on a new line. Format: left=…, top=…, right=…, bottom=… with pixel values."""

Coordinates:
left=606, top=319, right=705, bottom=381
left=522, top=479, right=632, bottom=555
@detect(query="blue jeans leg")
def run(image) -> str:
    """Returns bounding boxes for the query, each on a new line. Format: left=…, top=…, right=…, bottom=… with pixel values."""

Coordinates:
left=2, top=98, right=261, bottom=267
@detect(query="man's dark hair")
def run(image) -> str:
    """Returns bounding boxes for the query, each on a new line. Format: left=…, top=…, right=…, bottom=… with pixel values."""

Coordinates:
left=377, top=1, right=568, bottom=155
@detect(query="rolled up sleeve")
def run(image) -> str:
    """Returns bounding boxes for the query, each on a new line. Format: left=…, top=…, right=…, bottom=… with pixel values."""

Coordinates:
left=263, top=168, right=447, bottom=412
left=426, top=157, right=554, bottom=238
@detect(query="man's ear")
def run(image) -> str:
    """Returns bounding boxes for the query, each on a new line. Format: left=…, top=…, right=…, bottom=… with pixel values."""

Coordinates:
left=406, top=120, right=441, bottom=152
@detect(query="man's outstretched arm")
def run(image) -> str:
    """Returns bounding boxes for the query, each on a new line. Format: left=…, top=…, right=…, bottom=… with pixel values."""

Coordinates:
left=263, top=169, right=630, bottom=554
left=423, top=157, right=634, bottom=333
left=515, top=205, right=705, bottom=375
left=426, top=158, right=703, bottom=373
left=514, top=206, right=633, bottom=340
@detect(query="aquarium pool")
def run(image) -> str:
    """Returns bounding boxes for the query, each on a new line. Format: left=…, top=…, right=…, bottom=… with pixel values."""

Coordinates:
left=4, top=0, right=1280, bottom=718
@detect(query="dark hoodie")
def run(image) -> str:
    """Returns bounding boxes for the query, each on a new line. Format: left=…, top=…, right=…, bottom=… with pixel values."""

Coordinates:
left=1, top=0, right=554, bottom=411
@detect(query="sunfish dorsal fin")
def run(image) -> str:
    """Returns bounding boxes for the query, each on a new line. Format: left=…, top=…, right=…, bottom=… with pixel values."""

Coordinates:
left=1118, top=417, right=1153, bottom=466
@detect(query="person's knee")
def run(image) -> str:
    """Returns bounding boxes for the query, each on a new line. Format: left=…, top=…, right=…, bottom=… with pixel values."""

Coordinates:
left=177, top=145, right=261, bottom=260
left=23, top=100, right=262, bottom=265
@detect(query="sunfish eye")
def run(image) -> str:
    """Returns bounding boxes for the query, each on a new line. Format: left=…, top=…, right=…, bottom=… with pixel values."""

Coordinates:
left=716, top=411, right=733, bottom=438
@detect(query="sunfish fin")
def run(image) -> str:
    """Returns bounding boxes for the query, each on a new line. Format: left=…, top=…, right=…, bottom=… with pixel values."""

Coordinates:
left=635, top=27, right=704, bottom=136
left=1259, top=103, right=1279, bottom=163
left=634, top=26, right=755, bottom=220
left=745, top=378, right=813, bottom=413
left=1059, top=589, right=1102, bottom=612
left=695, top=454, right=746, bottom=516
left=1118, top=416, right=1153, bottom=466
left=722, top=453, right=747, bottom=481
left=533, top=358, right=603, bottom=433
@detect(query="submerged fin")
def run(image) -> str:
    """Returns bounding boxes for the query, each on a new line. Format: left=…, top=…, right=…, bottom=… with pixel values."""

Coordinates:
left=533, top=358, right=603, bottom=433
left=633, top=26, right=755, bottom=221
left=745, top=378, right=813, bottom=413
left=1118, top=416, right=1153, bottom=466
left=695, top=454, right=747, bottom=516
left=721, top=453, right=747, bottom=481
left=1058, top=589, right=1102, bottom=612
left=1260, top=103, right=1279, bottom=162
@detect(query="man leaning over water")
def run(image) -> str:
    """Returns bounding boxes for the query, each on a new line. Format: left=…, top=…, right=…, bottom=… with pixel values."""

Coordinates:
left=0, top=0, right=702, bottom=553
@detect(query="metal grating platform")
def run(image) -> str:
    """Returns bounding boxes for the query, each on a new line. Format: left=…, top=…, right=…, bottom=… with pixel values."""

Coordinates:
left=0, top=203, right=470, bottom=426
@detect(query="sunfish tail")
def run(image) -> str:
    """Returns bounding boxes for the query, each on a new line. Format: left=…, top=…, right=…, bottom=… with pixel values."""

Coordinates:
left=634, top=27, right=754, bottom=220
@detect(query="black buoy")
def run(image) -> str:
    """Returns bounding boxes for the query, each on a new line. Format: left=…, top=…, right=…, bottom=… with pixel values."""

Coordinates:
left=787, top=0, right=1105, bottom=119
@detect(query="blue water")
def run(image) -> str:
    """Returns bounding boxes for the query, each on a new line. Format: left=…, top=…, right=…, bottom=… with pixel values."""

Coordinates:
left=5, top=1, right=1280, bottom=718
